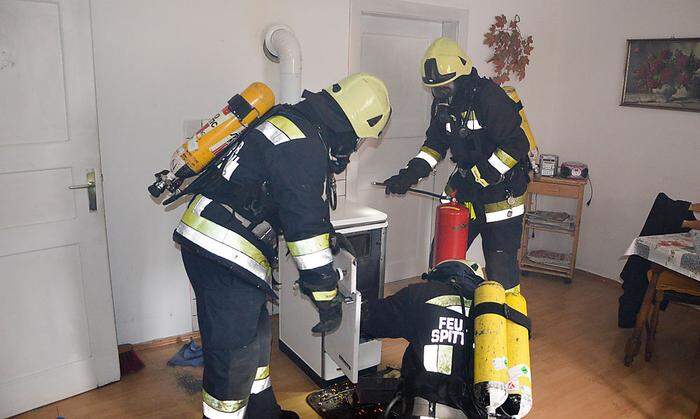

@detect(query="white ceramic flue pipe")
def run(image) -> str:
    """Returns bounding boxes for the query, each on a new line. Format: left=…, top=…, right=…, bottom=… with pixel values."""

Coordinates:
left=263, top=25, right=302, bottom=104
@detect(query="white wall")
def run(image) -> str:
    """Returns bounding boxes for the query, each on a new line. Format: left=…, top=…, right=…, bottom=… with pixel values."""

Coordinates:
left=92, top=0, right=350, bottom=344
left=548, top=0, right=700, bottom=280
left=92, top=0, right=699, bottom=344
left=89, top=0, right=563, bottom=344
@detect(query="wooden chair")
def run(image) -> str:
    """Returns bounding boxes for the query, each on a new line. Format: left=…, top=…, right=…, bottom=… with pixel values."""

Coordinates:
left=644, top=270, right=700, bottom=362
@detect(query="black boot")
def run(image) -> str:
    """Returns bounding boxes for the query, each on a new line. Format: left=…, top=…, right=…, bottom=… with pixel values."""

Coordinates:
left=246, top=387, right=282, bottom=418
left=280, top=410, right=300, bottom=419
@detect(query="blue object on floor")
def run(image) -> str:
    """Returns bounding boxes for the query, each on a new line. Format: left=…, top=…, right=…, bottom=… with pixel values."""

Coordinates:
left=167, top=339, right=204, bottom=367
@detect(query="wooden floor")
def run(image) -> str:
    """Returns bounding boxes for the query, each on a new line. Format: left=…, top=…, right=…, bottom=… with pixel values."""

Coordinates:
left=19, top=271, right=700, bottom=419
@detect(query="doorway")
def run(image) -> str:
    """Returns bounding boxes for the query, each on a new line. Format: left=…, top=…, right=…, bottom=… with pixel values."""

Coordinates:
left=346, top=0, right=470, bottom=281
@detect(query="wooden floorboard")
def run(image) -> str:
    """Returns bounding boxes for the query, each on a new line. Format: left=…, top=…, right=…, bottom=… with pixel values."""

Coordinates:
left=17, top=271, right=700, bottom=418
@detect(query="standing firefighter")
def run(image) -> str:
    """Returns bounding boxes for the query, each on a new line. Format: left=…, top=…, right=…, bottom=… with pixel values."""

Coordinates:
left=172, top=73, right=391, bottom=418
left=383, top=37, right=530, bottom=290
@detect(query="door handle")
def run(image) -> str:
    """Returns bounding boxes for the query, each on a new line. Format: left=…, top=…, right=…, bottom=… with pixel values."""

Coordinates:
left=69, top=169, right=97, bottom=211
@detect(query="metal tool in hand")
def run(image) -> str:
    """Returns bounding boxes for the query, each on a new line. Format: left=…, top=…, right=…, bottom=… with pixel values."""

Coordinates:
left=372, top=181, right=452, bottom=201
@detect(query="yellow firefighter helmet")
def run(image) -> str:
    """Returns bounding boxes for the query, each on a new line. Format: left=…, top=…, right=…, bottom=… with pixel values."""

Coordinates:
left=324, top=72, right=391, bottom=139
left=421, top=37, right=473, bottom=87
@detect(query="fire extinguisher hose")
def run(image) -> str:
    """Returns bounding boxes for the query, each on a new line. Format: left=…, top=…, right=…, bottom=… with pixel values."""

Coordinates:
left=372, top=181, right=452, bottom=201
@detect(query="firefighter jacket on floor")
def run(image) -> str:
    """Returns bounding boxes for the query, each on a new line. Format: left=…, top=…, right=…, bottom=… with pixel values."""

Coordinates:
left=360, top=265, right=482, bottom=416
left=173, top=103, right=338, bottom=298
left=412, top=70, right=530, bottom=225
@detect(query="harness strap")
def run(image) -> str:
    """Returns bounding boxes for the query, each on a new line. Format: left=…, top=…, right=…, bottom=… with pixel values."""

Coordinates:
left=472, top=301, right=532, bottom=334
left=161, top=106, right=277, bottom=205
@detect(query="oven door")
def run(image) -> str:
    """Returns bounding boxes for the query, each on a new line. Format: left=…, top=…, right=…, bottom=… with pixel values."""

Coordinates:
left=324, top=249, right=362, bottom=382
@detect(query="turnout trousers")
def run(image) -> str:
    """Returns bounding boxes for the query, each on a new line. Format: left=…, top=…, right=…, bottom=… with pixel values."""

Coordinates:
left=467, top=215, right=522, bottom=290
left=182, top=249, right=282, bottom=419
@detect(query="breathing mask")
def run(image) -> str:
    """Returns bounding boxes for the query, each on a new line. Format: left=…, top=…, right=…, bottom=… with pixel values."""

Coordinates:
left=328, top=132, right=363, bottom=174
left=432, top=83, right=463, bottom=136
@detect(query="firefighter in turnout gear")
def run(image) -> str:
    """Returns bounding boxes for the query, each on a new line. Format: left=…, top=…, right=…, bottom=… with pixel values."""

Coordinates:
left=361, top=260, right=533, bottom=418
left=173, top=73, right=391, bottom=419
left=383, top=37, right=530, bottom=290
left=360, top=260, right=486, bottom=418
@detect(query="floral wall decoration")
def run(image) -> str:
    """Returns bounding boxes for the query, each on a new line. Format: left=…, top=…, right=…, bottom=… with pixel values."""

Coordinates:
left=483, top=14, right=534, bottom=85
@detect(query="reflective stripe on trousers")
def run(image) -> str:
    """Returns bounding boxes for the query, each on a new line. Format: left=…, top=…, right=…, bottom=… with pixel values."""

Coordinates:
left=202, top=389, right=247, bottom=419
left=250, top=365, right=271, bottom=394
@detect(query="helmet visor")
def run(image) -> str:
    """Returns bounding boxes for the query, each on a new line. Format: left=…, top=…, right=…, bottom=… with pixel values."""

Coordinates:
left=422, top=58, right=456, bottom=85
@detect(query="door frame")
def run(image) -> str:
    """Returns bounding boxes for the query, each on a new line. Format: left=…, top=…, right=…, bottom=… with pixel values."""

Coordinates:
left=346, top=0, right=469, bottom=256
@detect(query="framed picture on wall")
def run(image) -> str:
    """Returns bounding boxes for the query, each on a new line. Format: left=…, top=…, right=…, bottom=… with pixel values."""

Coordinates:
left=621, top=38, right=700, bottom=112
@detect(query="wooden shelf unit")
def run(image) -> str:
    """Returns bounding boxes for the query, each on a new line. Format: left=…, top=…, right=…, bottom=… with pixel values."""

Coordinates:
left=518, top=176, right=587, bottom=282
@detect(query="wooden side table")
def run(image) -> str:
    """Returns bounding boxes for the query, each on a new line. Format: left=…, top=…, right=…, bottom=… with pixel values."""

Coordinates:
left=518, top=176, right=587, bottom=282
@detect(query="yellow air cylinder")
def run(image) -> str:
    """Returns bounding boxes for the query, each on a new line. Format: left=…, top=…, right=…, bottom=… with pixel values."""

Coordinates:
left=170, top=82, right=275, bottom=178
left=502, top=86, right=539, bottom=172
left=473, top=281, right=508, bottom=414
left=502, top=86, right=535, bottom=152
left=502, top=287, right=533, bottom=418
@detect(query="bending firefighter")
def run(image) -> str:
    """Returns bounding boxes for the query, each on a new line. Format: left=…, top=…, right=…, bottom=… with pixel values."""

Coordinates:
left=383, top=37, right=531, bottom=290
left=166, top=74, right=391, bottom=418
left=360, top=260, right=532, bottom=418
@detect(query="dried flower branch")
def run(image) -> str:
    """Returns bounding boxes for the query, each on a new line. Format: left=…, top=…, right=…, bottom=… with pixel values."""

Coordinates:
left=483, top=14, right=534, bottom=84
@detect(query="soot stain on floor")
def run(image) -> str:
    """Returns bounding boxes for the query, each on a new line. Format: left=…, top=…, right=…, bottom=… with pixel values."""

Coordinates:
left=175, top=371, right=203, bottom=395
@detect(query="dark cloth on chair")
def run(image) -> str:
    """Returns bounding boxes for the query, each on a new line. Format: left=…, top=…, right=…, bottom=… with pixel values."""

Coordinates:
left=618, top=193, right=696, bottom=328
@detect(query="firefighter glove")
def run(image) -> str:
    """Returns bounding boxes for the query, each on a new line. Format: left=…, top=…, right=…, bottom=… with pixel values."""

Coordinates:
left=310, top=292, right=343, bottom=334
left=300, top=268, right=343, bottom=334
left=383, top=158, right=431, bottom=195
left=451, top=170, right=481, bottom=204
left=455, top=181, right=479, bottom=204
left=330, top=231, right=356, bottom=257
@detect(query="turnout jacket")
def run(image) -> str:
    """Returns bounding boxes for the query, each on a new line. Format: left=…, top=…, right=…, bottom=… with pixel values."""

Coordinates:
left=361, top=281, right=475, bottom=413
left=414, top=75, right=530, bottom=224
left=173, top=105, right=336, bottom=295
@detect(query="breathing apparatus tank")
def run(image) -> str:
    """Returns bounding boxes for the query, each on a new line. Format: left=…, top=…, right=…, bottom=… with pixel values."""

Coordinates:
left=148, top=82, right=275, bottom=199
left=501, top=86, right=539, bottom=173
left=473, top=281, right=509, bottom=415
left=501, top=286, right=533, bottom=418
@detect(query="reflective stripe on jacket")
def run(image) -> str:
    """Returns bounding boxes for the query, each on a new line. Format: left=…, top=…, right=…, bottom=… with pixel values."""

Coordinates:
left=173, top=105, right=336, bottom=290
left=175, top=195, right=271, bottom=282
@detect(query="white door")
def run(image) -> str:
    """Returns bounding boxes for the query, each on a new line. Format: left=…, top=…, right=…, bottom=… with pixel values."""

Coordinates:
left=347, top=0, right=469, bottom=281
left=0, top=1, right=119, bottom=416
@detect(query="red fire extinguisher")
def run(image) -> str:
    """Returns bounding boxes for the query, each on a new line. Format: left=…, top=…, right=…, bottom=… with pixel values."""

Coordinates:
left=372, top=181, right=470, bottom=266
left=432, top=201, right=470, bottom=266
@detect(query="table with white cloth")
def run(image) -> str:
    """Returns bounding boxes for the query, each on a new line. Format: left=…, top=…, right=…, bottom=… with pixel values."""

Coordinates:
left=623, top=232, right=700, bottom=366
